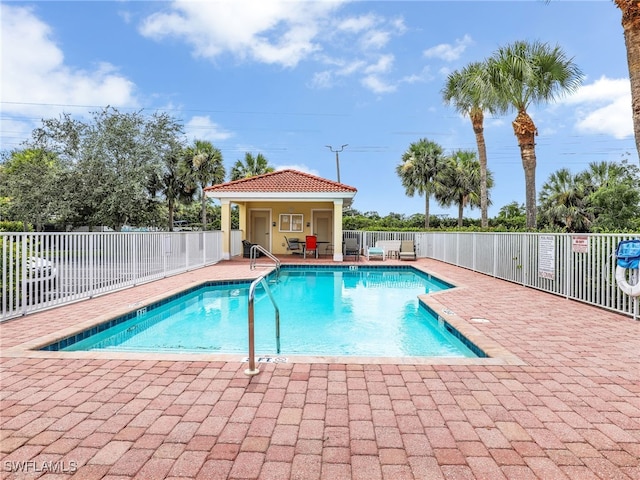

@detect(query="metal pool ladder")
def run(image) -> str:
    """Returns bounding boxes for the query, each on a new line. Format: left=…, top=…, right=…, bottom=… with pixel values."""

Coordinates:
left=249, top=245, right=281, bottom=280
left=246, top=247, right=281, bottom=376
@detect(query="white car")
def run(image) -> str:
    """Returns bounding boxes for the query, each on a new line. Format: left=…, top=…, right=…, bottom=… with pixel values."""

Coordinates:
left=25, top=257, right=58, bottom=301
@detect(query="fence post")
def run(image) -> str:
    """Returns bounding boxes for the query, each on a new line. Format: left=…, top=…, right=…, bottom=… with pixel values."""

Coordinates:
left=202, top=231, right=207, bottom=266
left=565, top=235, right=571, bottom=300
left=20, top=234, right=27, bottom=315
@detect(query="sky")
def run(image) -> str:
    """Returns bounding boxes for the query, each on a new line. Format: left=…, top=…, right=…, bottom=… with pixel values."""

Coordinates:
left=1, top=0, right=637, bottom=219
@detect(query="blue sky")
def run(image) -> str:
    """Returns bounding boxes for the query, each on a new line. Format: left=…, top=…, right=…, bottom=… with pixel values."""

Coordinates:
left=1, top=1, right=636, bottom=219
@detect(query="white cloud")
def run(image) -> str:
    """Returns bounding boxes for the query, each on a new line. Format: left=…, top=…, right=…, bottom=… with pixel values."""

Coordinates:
left=185, top=116, right=234, bottom=142
left=361, top=75, right=396, bottom=94
left=360, top=29, right=391, bottom=50
left=310, top=71, right=335, bottom=89
left=275, top=164, right=320, bottom=176
left=337, top=14, right=378, bottom=34
left=0, top=5, right=138, bottom=148
left=562, top=76, right=633, bottom=139
left=139, top=0, right=342, bottom=68
left=401, top=66, right=433, bottom=85
left=140, top=1, right=407, bottom=95
left=423, top=34, right=473, bottom=62
left=364, top=54, right=394, bottom=75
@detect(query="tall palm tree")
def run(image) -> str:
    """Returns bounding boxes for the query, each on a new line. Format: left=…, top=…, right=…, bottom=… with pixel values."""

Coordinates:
left=436, top=150, right=493, bottom=227
left=184, top=140, right=225, bottom=229
left=395, top=139, right=446, bottom=229
left=160, top=147, right=194, bottom=231
left=614, top=1, right=640, bottom=162
left=487, top=40, right=583, bottom=229
left=538, top=168, right=591, bottom=232
left=230, top=152, right=274, bottom=181
left=442, top=62, right=503, bottom=228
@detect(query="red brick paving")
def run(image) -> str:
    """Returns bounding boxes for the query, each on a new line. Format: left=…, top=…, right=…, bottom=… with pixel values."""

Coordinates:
left=1, top=258, right=639, bottom=479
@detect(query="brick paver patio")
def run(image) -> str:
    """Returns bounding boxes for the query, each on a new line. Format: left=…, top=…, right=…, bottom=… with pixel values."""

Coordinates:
left=1, top=258, right=638, bottom=479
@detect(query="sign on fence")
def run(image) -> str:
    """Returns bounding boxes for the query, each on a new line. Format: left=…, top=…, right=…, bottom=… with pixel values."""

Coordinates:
left=572, top=235, right=590, bottom=253
left=538, top=235, right=556, bottom=280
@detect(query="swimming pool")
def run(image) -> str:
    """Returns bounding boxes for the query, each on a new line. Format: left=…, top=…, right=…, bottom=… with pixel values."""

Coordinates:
left=47, top=266, right=482, bottom=358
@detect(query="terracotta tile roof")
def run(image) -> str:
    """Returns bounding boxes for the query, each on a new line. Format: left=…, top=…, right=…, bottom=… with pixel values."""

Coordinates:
left=205, top=169, right=357, bottom=193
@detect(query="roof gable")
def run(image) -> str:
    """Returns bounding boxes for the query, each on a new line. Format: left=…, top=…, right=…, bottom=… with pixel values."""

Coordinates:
left=205, top=169, right=357, bottom=193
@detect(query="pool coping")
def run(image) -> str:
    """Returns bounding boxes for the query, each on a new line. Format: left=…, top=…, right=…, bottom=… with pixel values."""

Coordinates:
left=2, top=264, right=526, bottom=367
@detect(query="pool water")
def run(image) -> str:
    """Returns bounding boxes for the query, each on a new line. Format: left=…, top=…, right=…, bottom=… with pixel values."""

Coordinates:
left=62, top=267, right=478, bottom=358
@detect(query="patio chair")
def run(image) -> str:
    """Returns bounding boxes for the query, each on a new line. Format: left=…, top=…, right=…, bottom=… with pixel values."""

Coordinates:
left=344, top=237, right=361, bottom=261
left=242, top=240, right=261, bottom=258
left=285, top=236, right=302, bottom=255
left=398, top=240, right=416, bottom=261
left=324, top=243, right=334, bottom=258
left=304, top=235, right=319, bottom=259
left=366, top=244, right=385, bottom=261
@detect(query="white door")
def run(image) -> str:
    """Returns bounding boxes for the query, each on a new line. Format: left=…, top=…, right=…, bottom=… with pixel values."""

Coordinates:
left=313, top=211, right=333, bottom=255
left=250, top=210, right=270, bottom=251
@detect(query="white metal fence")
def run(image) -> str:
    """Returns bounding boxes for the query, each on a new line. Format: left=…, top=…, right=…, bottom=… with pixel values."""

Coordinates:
left=3, top=230, right=638, bottom=321
left=346, top=230, right=639, bottom=319
left=1, top=231, right=229, bottom=320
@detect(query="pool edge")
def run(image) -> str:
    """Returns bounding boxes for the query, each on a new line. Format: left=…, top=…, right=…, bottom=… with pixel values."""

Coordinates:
left=5, top=264, right=526, bottom=366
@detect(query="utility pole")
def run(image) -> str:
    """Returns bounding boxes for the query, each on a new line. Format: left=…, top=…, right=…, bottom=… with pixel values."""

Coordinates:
left=325, top=144, right=348, bottom=183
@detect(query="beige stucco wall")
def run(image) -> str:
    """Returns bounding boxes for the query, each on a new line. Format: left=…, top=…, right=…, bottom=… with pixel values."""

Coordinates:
left=244, top=201, right=335, bottom=255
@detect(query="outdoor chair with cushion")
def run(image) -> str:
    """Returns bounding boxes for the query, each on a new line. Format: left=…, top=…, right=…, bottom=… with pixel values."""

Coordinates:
left=242, top=240, right=263, bottom=258
left=399, top=240, right=417, bottom=261
left=344, top=237, right=361, bottom=261
left=366, top=244, right=385, bottom=261
left=285, top=236, right=302, bottom=255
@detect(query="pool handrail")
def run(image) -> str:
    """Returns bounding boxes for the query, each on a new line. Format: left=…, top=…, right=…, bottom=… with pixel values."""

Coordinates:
left=246, top=270, right=280, bottom=376
left=249, top=244, right=280, bottom=277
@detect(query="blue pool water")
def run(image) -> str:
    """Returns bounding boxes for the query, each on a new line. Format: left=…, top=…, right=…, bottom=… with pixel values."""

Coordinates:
left=57, top=267, right=480, bottom=358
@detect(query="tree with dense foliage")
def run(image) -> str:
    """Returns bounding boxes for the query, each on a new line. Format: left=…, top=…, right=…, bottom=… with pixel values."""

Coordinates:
left=395, top=138, right=447, bottom=228
left=537, top=160, right=640, bottom=232
left=442, top=62, right=503, bottom=228
left=183, top=140, right=225, bottom=230
left=487, top=41, right=583, bottom=229
left=152, top=145, right=194, bottom=231
left=436, top=150, right=494, bottom=227
left=230, top=152, right=274, bottom=181
left=538, top=168, right=591, bottom=232
left=492, top=201, right=526, bottom=229
left=28, top=108, right=184, bottom=231
left=614, top=1, right=640, bottom=163
left=1, top=149, right=64, bottom=231
left=582, top=160, right=640, bottom=231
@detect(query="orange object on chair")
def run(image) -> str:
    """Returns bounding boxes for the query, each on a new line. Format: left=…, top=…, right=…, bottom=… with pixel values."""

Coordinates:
left=304, top=235, right=318, bottom=259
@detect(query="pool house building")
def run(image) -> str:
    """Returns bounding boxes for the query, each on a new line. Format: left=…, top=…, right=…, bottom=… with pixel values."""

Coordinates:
left=204, top=169, right=357, bottom=261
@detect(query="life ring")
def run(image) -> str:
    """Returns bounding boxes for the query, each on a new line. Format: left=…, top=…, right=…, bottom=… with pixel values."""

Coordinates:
left=615, top=266, right=640, bottom=297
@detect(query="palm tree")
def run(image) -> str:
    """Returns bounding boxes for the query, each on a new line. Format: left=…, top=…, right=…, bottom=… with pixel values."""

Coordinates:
left=230, top=152, right=274, bottom=181
left=538, top=168, right=591, bottom=232
left=442, top=62, right=503, bottom=228
left=160, top=147, right=194, bottom=231
left=395, top=139, right=446, bottom=228
left=579, top=160, right=640, bottom=231
left=436, top=150, right=493, bottom=227
left=578, top=160, right=626, bottom=191
left=614, top=1, right=640, bottom=162
left=487, top=40, right=583, bottom=229
left=184, top=140, right=225, bottom=229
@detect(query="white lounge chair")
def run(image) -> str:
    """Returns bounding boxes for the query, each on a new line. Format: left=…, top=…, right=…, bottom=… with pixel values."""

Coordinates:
left=366, top=245, right=385, bottom=261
